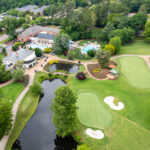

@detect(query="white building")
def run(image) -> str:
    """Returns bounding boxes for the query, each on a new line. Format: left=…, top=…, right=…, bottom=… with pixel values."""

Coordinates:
left=3, top=49, right=36, bottom=69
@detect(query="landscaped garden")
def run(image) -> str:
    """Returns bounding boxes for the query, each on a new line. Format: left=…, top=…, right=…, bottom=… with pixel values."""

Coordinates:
left=68, top=56, right=150, bottom=150
left=121, top=40, right=150, bottom=55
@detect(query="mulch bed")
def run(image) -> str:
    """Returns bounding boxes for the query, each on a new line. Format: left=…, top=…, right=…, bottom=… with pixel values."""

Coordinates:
left=87, top=61, right=117, bottom=80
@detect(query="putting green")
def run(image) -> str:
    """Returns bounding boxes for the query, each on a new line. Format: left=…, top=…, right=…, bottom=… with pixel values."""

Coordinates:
left=119, top=56, right=150, bottom=89
left=77, top=91, right=112, bottom=129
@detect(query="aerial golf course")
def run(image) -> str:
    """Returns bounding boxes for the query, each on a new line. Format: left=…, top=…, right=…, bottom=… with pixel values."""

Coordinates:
left=69, top=55, right=150, bottom=150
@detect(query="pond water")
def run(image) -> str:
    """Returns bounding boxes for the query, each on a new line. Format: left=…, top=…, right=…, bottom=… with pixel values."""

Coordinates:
left=50, top=63, right=79, bottom=73
left=12, top=79, right=77, bottom=150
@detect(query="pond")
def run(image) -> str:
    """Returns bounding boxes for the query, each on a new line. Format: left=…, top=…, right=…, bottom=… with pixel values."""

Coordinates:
left=12, top=79, right=77, bottom=150
left=50, top=63, right=79, bottom=73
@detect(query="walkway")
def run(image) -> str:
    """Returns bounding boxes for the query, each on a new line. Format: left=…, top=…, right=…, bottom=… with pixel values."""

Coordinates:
left=0, top=54, right=150, bottom=150
left=0, top=80, right=13, bottom=88
left=0, top=75, right=34, bottom=150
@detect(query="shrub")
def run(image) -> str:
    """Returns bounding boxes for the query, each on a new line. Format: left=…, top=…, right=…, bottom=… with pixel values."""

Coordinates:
left=30, top=82, right=42, bottom=96
left=12, top=45, right=18, bottom=51
left=77, top=144, right=91, bottom=150
left=34, top=48, right=42, bottom=57
left=104, top=44, right=115, bottom=55
left=87, top=50, right=96, bottom=57
left=76, top=72, right=86, bottom=80
left=2, top=48, right=6, bottom=55
left=44, top=48, right=52, bottom=53
left=12, top=68, right=24, bottom=81
left=49, top=60, right=59, bottom=65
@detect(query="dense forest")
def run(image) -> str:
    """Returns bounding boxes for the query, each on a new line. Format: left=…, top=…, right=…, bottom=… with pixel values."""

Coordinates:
left=1, top=0, right=150, bottom=13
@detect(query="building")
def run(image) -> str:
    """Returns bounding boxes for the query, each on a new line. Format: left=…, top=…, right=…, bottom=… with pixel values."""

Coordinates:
left=16, top=5, right=48, bottom=15
left=3, top=49, right=36, bottom=69
left=17, top=25, right=60, bottom=42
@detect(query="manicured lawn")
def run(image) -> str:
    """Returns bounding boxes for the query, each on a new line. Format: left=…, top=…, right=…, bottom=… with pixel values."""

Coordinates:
left=119, top=56, right=150, bottom=89
left=0, top=53, right=4, bottom=59
left=77, top=91, right=112, bottom=129
left=79, top=64, right=85, bottom=72
left=121, top=40, right=150, bottom=55
left=68, top=56, right=150, bottom=150
left=0, top=82, right=24, bottom=108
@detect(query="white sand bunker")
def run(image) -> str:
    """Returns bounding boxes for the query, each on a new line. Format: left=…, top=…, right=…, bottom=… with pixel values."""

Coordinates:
left=86, top=128, right=104, bottom=139
left=104, top=96, right=124, bottom=110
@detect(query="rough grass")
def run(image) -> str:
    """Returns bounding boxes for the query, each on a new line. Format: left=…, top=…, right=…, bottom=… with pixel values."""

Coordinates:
left=77, top=91, right=112, bottom=129
left=0, top=82, right=24, bottom=108
left=119, top=56, right=150, bottom=89
left=68, top=56, right=150, bottom=150
left=121, top=40, right=150, bottom=55
left=0, top=53, right=4, bottom=59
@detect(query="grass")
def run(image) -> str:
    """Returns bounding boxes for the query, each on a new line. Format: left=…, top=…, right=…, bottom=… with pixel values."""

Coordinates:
left=79, top=64, right=86, bottom=72
left=119, top=56, right=150, bottom=89
left=68, top=56, right=150, bottom=150
left=121, top=40, right=150, bottom=55
left=0, top=82, right=24, bottom=108
left=77, top=91, right=112, bottom=129
left=0, top=53, right=4, bottom=59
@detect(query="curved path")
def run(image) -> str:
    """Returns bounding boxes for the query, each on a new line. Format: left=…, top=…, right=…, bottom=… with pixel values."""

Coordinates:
left=0, top=80, right=14, bottom=88
left=0, top=54, right=150, bottom=150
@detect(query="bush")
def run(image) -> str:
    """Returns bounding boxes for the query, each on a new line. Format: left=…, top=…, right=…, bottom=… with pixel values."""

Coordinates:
left=49, top=60, right=59, bottom=65
left=34, top=48, right=42, bottom=57
left=77, top=144, right=91, bottom=150
left=12, top=68, right=24, bottom=81
left=76, top=72, right=86, bottom=80
left=12, top=45, right=18, bottom=51
left=2, top=48, right=6, bottom=54
left=44, top=48, right=52, bottom=53
left=87, top=50, right=96, bottom=57
left=104, top=44, right=116, bottom=55
left=30, top=82, right=42, bottom=96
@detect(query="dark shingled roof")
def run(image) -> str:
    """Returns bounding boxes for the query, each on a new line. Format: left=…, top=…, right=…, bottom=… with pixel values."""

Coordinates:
left=35, top=33, right=55, bottom=40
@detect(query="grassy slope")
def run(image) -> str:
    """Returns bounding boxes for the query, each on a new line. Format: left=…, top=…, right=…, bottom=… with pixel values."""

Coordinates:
left=119, top=56, right=150, bottom=89
left=121, top=40, right=150, bottom=55
left=68, top=57, right=150, bottom=150
left=77, top=91, right=112, bottom=129
left=5, top=72, right=49, bottom=150
left=0, top=53, right=4, bottom=59
left=0, top=82, right=24, bottom=108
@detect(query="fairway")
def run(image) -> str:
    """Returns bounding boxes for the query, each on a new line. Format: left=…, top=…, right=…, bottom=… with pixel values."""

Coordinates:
left=121, top=40, right=150, bottom=55
left=77, top=92, right=112, bottom=129
left=119, top=56, right=150, bottom=89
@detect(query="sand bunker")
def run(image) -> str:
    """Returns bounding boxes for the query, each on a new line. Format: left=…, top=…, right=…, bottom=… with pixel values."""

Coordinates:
left=86, top=128, right=104, bottom=139
left=104, top=96, right=124, bottom=110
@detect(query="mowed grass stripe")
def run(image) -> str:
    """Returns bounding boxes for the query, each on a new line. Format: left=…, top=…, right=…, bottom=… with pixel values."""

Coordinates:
left=119, top=56, right=150, bottom=89
left=77, top=92, right=112, bottom=129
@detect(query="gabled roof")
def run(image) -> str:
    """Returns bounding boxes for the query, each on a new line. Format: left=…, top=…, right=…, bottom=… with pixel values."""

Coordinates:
left=18, top=25, right=60, bottom=38
left=3, top=49, right=34, bottom=63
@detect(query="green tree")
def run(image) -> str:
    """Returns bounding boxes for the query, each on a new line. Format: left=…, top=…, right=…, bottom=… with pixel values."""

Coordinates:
left=77, top=144, right=92, bottom=150
left=2, top=47, right=6, bottom=55
left=53, top=34, right=70, bottom=55
left=0, top=102, right=12, bottom=140
left=12, top=68, right=24, bottom=81
left=34, top=48, right=42, bottom=57
left=51, top=86, right=77, bottom=137
left=30, top=82, right=42, bottom=96
left=96, top=50, right=110, bottom=69
left=87, top=50, right=96, bottom=57
left=109, top=36, right=121, bottom=54
left=143, top=20, right=150, bottom=42
left=104, top=44, right=115, bottom=55
left=44, top=48, right=52, bottom=53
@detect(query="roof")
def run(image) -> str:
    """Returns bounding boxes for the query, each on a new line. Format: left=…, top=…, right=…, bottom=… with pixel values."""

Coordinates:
left=18, top=25, right=60, bottom=38
left=35, top=33, right=55, bottom=40
left=3, top=49, right=34, bottom=63
left=16, top=5, right=38, bottom=12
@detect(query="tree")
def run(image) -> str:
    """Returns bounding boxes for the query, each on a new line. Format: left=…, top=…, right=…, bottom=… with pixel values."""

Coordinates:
left=104, top=44, right=115, bottom=55
left=34, top=48, right=42, bottom=57
left=51, top=86, right=77, bottom=138
left=30, top=82, right=42, bottom=96
left=77, top=144, right=92, bottom=150
left=87, top=50, right=96, bottom=57
left=96, top=50, right=110, bottom=69
left=100, top=22, right=114, bottom=41
left=2, top=47, right=6, bottom=55
left=12, top=68, right=24, bottom=81
left=76, top=72, right=86, bottom=80
left=44, top=48, right=52, bottom=53
left=0, top=60, right=12, bottom=83
left=0, top=102, right=12, bottom=140
left=143, top=21, right=150, bottom=42
left=109, top=36, right=121, bottom=54
left=53, top=34, right=70, bottom=55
